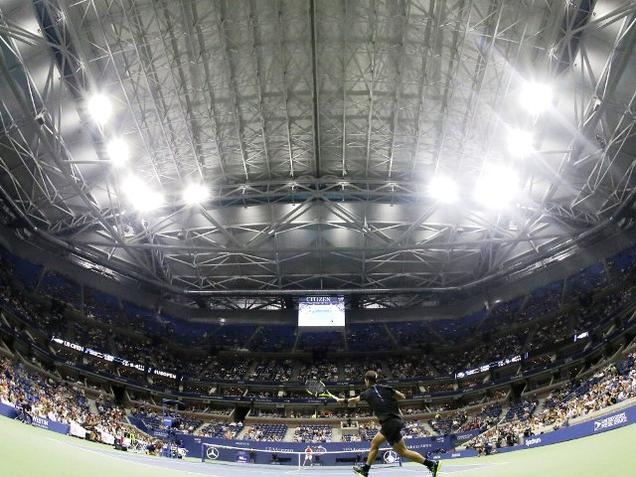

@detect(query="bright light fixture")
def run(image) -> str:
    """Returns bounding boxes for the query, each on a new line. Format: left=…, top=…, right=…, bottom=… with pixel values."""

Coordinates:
left=106, top=138, right=129, bottom=167
left=519, top=82, right=553, bottom=115
left=507, top=128, right=534, bottom=158
left=121, top=176, right=164, bottom=212
left=182, top=183, right=209, bottom=205
left=428, top=175, right=459, bottom=204
left=86, top=93, right=113, bottom=124
left=474, top=164, right=519, bottom=209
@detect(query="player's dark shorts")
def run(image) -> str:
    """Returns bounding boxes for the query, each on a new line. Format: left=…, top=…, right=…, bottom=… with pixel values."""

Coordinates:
left=379, top=418, right=404, bottom=446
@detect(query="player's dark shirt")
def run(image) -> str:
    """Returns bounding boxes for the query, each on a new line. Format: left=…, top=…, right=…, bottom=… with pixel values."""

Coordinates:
left=360, top=384, right=402, bottom=423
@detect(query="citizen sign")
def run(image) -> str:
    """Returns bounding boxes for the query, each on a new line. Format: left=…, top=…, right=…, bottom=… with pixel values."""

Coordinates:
left=305, top=297, right=332, bottom=302
left=593, top=412, right=628, bottom=432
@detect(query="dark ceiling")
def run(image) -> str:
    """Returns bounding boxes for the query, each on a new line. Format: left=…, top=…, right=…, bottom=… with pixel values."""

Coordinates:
left=0, top=0, right=635, bottom=308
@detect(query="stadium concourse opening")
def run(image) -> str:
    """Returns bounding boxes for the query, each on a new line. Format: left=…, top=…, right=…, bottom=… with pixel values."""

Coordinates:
left=2, top=0, right=636, bottom=476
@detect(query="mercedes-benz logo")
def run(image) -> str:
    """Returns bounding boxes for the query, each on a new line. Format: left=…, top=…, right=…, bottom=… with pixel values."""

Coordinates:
left=383, top=450, right=398, bottom=464
left=206, top=446, right=220, bottom=460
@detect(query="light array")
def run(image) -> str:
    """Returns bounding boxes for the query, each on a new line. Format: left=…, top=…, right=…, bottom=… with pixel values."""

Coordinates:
left=86, top=93, right=211, bottom=213
left=85, top=93, right=112, bottom=125
left=121, top=176, right=164, bottom=212
left=183, top=183, right=210, bottom=205
left=519, top=81, right=553, bottom=116
left=428, top=174, right=459, bottom=204
left=427, top=80, right=553, bottom=209
left=507, top=128, right=534, bottom=158
left=89, top=78, right=554, bottom=213
left=474, top=164, right=519, bottom=209
left=105, top=137, right=129, bottom=167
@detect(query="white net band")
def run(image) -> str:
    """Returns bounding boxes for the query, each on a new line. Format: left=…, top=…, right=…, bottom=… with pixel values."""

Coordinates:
left=201, top=442, right=402, bottom=469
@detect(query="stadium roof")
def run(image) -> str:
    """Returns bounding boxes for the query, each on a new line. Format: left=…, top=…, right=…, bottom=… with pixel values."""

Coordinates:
left=0, top=0, right=635, bottom=307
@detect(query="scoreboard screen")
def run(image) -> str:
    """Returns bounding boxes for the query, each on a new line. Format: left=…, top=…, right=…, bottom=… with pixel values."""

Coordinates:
left=298, top=296, right=345, bottom=328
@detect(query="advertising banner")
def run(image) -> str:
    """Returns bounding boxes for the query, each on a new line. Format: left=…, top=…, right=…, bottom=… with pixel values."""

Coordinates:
left=0, top=403, right=69, bottom=435
left=70, top=421, right=87, bottom=438
left=453, top=429, right=482, bottom=443
left=100, top=431, right=116, bottom=445
left=431, top=449, right=479, bottom=460
left=173, top=433, right=453, bottom=462
left=497, top=404, right=636, bottom=453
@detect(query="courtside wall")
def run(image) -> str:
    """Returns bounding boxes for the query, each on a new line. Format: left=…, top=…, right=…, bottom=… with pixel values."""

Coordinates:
left=1, top=401, right=635, bottom=463
left=130, top=404, right=636, bottom=462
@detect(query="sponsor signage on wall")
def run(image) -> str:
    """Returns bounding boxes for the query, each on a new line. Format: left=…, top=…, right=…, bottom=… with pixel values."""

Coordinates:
left=51, top=337, right=176, bottom=379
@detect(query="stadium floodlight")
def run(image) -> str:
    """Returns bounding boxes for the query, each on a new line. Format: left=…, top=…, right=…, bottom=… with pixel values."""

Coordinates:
left=507, top=128, right=534, bottom=158
left=105, top=138, right=129, bottom=167
left=428, top=174, right=459, bottom=204
left=121, top=176, right=164, bottom=212
left=519, top=82, right=553, bottom=115
left=86, top=93, right=113, bottom=125
left=474, top=164, right=519, bottom=209
left=182, top=183, right=209, bottom=205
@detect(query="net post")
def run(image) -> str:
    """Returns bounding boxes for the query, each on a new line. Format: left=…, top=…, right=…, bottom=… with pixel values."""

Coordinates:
left=201, top=442, right=205, bottom=463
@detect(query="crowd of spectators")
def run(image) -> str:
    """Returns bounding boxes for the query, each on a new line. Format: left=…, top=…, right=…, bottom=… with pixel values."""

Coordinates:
left=387, top=321, right=435, bottom=347
left=199, top=358, right=249, bottom=382
left=430, top=412, right=468, bottom=435
left=249, top=325, right=297, bottom=352
left=131, top=408, right=202, bottom=435
left=196, top=420, right=242, bottom=439
left=298, top=361, right=342, bottom=382
left=252, top=409, right=285, bottom=418
left=504, top=399, right=537, bottom=422
left=1, top=356, right=91, bottom=425
left=470, top=351, right=636, bottom=454
left=242, top=424, right=288, bottom=441
left=2, top=242, right=635, bottom=398
left=347, top=323, right=393, bottom=351
left=248, top=359, right=295, bottom=383
left=293, top=425, right=333, bottom=443
left=288, top=408, right=373, bottom=419
left=220, top=386, right=246, bottom=397
left=341, top=423, right=379, bottom=442
left=402, top=421, right=430, bottom=438
left=536, top=352, right=636, bottom=431
left=2, top=247, right=636, bottom=455
left=0, top=356, right=137, bottom=447
left=387, top=357, right=436, bottom=380
left=1, top=346, right=636, bottom=449
left=342, top=361, right=383, bottom=381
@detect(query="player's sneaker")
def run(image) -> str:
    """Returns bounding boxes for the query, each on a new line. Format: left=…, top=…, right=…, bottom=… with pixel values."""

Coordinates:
left=431, top=460, right=442, bottom=476
left=353, top=465, right=369, bottom=477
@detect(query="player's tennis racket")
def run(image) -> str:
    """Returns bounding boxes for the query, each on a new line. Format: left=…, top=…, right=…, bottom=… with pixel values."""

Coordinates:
left=305, top=379, right=338, bottom=400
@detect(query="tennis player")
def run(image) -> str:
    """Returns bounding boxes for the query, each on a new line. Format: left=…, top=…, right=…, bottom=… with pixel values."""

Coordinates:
left=335, top=370, right=441, bottom=476
left=303, top=445, right=314, bottom=467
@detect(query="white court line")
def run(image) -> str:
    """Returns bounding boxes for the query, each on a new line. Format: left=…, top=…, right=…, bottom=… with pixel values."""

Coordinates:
left=283, top=461, right=509, bottom=475
left=284, top=469, right=416, bottom=475
left=434, top=461, right=511, bottom=475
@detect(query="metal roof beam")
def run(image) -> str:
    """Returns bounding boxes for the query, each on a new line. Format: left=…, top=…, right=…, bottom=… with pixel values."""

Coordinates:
left=216, top=0, right=251, bottom=181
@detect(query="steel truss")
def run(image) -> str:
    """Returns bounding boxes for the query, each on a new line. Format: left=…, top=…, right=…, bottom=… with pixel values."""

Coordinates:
left=0, top=0, right=635, bottom=305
